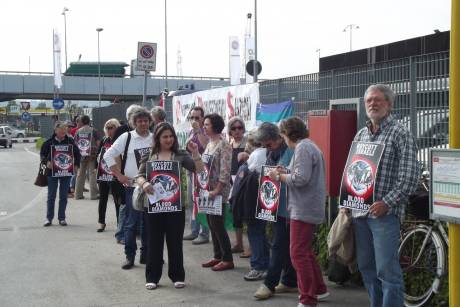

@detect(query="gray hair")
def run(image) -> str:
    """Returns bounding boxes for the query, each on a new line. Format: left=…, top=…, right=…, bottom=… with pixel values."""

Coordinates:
left=129, top=107, right=152, bottom=128
left=151, top=106, right=167, bottom=121
left=255, top=122, right=281, bottom=143
left=103, top=118, right=121, bottom=136
left=54, top=121, right=67, bottom=130
left=125, top=104, right=142, bottom=121
left=364, top=84, right=396, bottom=106
left=227, top=116, right=246, bottom=134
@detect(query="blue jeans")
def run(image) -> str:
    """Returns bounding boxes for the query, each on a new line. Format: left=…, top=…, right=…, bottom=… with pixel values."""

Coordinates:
left=124, top=187, right=146, bottom=260
left=247, top=219, right=269, bottom=271
left=115, top=204, right=127, bottom=241
left=264, top=216, right=297, bottom=290
left=187, top=173, right=209, bottom=238
left=47, top=176, right=71, bottom=221
left=353, top=214, right=404, bottom=307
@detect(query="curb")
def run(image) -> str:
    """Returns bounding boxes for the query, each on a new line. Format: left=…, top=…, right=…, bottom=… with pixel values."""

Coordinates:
left=12, top=138, right=39, bottom=143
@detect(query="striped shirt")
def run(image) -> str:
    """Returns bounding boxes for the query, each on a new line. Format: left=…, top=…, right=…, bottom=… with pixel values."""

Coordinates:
left=352, top=114, right=420, bottom=220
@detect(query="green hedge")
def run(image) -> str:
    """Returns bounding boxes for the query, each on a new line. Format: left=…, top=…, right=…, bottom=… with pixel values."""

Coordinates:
left=35, top=137, right=45, bottom=151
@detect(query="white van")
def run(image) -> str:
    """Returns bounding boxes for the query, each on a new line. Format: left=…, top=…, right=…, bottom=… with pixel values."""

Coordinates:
left=0, top=126, right=13, bottom=148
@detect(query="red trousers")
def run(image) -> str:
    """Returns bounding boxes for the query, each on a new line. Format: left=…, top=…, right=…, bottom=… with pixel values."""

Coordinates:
left=290, top=219, right=327, bottom=306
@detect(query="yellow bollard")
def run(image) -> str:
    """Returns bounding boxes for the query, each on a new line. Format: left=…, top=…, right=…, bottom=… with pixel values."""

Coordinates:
left=449, top=0, right=460, bottom=306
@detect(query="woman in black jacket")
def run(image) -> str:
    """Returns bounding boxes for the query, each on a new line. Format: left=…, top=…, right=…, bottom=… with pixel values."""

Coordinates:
left=40, top=121, right=81, bottom=226
left=95, top=118, right=121, bottom=232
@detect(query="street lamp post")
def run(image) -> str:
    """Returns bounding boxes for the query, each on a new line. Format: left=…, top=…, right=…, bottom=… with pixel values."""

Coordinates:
left=62, top=7, right=69, bottom=70
left=343, top=24, right=359, bottom=51
left=253, top=0, right=258, bottom=82
left=96, top=27, right=103, bottom=108
left=316, top=48, right=321, bottom=70
left=164, top=0, right=169, bottom=92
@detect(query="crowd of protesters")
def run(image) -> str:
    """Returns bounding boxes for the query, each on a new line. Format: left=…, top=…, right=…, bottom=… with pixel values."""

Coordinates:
left=39, top=83, right=419, bottom=307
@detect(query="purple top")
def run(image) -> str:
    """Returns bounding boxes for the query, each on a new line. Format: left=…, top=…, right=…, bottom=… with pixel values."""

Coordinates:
left=188, top=127, right=208, bottom=154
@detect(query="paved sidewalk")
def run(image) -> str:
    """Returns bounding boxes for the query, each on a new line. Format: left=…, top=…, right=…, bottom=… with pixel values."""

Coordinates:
left=0, top=191, right=369, bottom=307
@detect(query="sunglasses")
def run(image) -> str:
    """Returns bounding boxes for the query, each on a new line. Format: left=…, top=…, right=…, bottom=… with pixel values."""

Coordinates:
left=231, top=126, right=244, bottom=131
left=189, top=116, right=201, bottom=121
left=106, top=126, right=115, bottom=130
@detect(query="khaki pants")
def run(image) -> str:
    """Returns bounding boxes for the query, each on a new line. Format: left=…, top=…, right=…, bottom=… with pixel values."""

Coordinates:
left=75, top=157, right=98, bottom=199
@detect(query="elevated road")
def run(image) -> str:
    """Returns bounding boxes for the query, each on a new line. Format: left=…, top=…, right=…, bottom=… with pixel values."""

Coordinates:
left=0, top=71, right=229, bottom=102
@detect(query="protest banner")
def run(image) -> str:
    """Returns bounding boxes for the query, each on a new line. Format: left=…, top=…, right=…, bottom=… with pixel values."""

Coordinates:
left=51, top=144, right=74, bottom=177
left=339, top=141, right=385, bottom=212
left=195, top=153, right=222, bottom=216
left=96, top=145, right=114, bottom=182
left=75, top=132, right=92, bottom=157
left=172, top=83, right=259, bottom=148
left=146, top=160, right=182, bottom=213
left=255, top=165, right=281, bottom=222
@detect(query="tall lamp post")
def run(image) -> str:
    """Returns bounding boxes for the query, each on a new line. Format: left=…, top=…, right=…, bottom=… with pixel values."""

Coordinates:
left=62, top=7, right=69, bottom=70
left=316, top=48, right=321, bottom=70
left=253, top=0, right=258, bottom=82
left=343, top=24, right=359, bottom=51
left=96, top=27, right=103, bottom=108
left=164, top=0, right=169, bottom=92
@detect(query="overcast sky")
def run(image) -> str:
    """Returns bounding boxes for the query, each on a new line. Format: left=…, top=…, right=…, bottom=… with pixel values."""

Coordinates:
left=0, top=0, right=452, bottom=80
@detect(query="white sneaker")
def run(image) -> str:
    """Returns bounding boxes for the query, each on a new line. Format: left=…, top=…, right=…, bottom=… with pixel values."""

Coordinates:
left=297, top=291, right=330, bottom=301
left=297, top=303, right=313, bottom=307
left=317, top=291, right=330, bottom=301
left=174, top=281, right=185, bottom=289
left=145, top=283, right=157, bottom=290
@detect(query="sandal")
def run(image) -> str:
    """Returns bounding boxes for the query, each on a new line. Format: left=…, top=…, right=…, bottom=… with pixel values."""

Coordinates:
left=231, top=246, right=244, bottom=253
left=145, top=283, right=157, bottom=290
left=174, top=281, right=185, bottom=289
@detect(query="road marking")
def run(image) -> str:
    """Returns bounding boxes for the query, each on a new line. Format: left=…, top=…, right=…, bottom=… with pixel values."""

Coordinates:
left=0, top=189, right=45, bottom=222
left=0, top=145, right=45, bottom=222
left=24, top=146, right=40, bottom=157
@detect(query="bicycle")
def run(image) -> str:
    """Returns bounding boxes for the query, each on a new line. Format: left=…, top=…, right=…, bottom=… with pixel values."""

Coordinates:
left=399, top=171, right=449, bottom=307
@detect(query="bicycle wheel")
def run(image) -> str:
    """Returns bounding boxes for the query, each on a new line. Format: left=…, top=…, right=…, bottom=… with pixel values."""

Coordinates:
left=399, top=226, right=446, bottom=307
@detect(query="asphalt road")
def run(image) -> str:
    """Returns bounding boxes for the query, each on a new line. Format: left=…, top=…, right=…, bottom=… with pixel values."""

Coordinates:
left=0, top=143, right=369, bottom=307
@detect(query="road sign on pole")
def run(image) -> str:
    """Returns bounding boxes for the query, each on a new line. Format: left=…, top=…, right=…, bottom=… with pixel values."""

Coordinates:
left=52, top=98, right=65, bottom=110
left=21, top=101, right=31, bottom=111
left=21, top=112, right=32, bottom=122
left=137, top=42, right=157, bottom=72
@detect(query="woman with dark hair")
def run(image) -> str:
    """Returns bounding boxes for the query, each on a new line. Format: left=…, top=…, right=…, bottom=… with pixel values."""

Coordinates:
left=227, top=117, right=248, bottom=254
left=188, top=113, right=234, bottom=271
left=136, top=122, right=196, bottom=290
left=268, top=116, right=329, bottom=307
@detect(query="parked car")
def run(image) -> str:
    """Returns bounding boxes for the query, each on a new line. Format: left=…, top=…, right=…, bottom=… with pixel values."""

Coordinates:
left=8, top=126, right=26, bottom=138
left=0, top=126, right=13, bottom=148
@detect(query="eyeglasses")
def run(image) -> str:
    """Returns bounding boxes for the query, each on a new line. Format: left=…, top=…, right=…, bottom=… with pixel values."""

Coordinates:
left=106, top=126, right=115, bottom=130
left=189, top=116, right=201, bottom=121
left=231, top=126, right=244, bottom=131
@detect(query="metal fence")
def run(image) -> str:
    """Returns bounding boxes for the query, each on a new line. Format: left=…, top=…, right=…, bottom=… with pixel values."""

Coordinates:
left=91, top=51, right=449, bottom=166
left=259, top=51, right=450, bottom=166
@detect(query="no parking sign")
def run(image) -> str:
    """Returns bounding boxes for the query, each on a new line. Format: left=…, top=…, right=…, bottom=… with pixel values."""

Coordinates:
left=137, top=42, right=157, bottom=71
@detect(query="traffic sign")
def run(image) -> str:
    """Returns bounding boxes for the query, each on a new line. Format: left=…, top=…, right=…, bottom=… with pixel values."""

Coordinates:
left=21, top=112, right=32, bottom=122
left=52, top=98, right=65, bottom=110
left=137, top=42, right=157, bottom=71
left=21, top=101, right=31, bottom=111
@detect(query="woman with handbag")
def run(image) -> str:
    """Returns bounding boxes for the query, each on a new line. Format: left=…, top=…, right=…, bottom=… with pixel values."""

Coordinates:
left=136, top=122, right=196, bottom=290
left=40, top=121, right=81, bottom=226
